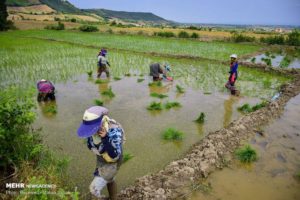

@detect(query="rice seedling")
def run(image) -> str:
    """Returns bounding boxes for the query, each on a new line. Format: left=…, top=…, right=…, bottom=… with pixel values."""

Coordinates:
left=280, top=56, right=291, bottom=68
left=296, top=171, right=300, bottom=180
left=123, top=152, right=134, bottom=163
left=94, top=99, right=103, bottom=106
left=101, top=87, right=115, bottom=98
left=237, top=103, right=252, bottom=113
left=147, top=101, right=163, bottom=110
left=250, top=57, right=256, bottom=63
left=235, top=145, right=258, bottom=163
left=137, top=78, right=145, bottom=83
left=238, top=101, right=268, bottom=113
left=164, top=101, right=181, bottom=109
left=87, top=70, right=93, bottom=77
left=113, top=76, right=121, bottom=81
left=176, top=84, right=185, bottom=93
left=45, top=105, right=57, bottom=114
left=95, top=79, right=109, bottom=84
left=150, top=92, right=168, bottom=99
left=148, top=81, right=162, bottom=87
left=124, top=73, right=131, bottom=76
left=162, top=128, right=184, bottom=141
left=195, top=112, right=205, bottom=123
left=261, top=57, right=272, bottom=66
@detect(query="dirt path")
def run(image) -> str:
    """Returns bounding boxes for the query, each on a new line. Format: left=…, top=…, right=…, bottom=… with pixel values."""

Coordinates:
left=117, top=67, right=300, bottom=199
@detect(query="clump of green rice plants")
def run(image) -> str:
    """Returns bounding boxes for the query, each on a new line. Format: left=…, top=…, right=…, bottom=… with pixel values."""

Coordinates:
left=238, top=103, right=252, bottom=113
left=280, top=56, right=291, bottom=68
left=235, top=145, right=258, bottom=163
left=45, top=105, right=57, bottom=114
left=95, top=79, right=109, bottom=84
left=101, top=87, right=115, bottom=98
left=265, top=51, right=270, bottom=57
left=238, top=101, right=268, bottom=113
left=195, top=112, right=206, bottom=123
left=137, top=78, right=145, bottom=83
left=147, top=101, right=163, bottom=111
left=296, top=171, right=300, bottom=180
left=251, top=57, right=256, bottom=63
left=94, top=99, right=103, bottom=106
left=113, top=76, right=121, bottom=81
left=150, top=92, right=168, bottom=99
left=162, top=128, right=184, bottom=141
left=123, top=152, right=134, bottom=163
left=124, top=73, right=131, bottom=76
left=176, top=84, right=185, bottom=93
left=164, top=101, right=181, bottom=109
left=148, top=81, right=162, bottom=87
left=87, top=70, right=93, bottom=77
left=270, top=54, right=276, bottom=59
left=261, top=57, right=272, bottom=66
left=251, top=101, right=268, bottom=111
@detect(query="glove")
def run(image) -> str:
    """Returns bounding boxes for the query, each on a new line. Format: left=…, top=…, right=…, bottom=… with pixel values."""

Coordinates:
left=91, top=148, right=100, bottom=156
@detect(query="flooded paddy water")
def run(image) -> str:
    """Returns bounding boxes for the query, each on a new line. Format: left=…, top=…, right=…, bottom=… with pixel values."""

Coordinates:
left=0, top=34, right=292, bottom=196
left=246, top=48, right=300, bottom=69
left=189, top=94, right=300, bottom=200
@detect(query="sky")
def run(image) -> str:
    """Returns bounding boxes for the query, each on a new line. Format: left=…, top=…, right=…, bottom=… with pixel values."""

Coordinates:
left=68, top=0, right=300, bottom=26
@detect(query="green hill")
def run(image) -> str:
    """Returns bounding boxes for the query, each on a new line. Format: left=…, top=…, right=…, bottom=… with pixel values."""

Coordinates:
left=6, top=0, right=81, bottom=13
left=84, top=9, right=169, bottom=23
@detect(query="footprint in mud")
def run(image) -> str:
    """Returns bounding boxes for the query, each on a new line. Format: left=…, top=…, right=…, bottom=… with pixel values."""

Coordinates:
left=276, top=152, right=287, bottom=163
left=257, top=141, right=268, bottom=150
left=269, top=168, right=286, bottom=177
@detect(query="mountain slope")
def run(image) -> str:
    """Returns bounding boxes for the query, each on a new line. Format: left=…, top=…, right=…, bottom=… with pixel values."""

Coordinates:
left=6, top=0, right=81, bottom=13
left=84, top=9, right=169, bottom=23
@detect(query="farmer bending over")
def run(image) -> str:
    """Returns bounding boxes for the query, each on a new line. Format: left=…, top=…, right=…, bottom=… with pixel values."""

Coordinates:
left=77, top=106, right=125, bottom=200
left=149, top=63, right=172, bottom=81
left=225, top=54, right=239, bottom=95
left=97, top=49, right=111, bottom=78
left=37, top=79, right=55, bottom=101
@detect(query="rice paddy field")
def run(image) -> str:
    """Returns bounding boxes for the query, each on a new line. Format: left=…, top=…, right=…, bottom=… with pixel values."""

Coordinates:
left=0, top=30, right=292, bottom=195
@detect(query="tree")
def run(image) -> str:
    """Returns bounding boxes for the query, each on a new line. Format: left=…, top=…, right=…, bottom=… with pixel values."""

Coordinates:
left=0, top=0, right=9, bottom=31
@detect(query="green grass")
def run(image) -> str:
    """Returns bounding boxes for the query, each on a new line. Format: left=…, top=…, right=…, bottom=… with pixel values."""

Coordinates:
left=137, top=78, right=145, bottom=83
left=147, top=102, right=163, bottom=111
left=101, top=87, right=115, bottom=98
left=176, top=84, right=185, bottom=93
left=123, top=152, right=134, bottom=163
left=150, top=92, right=168, bottom=99
left=164, top=101, right=181, bottom=109
left=235, top=145, right=258, bottom=163
left=95, top=79, right=109, bottom=84
left=94, top=99, right=103, bottom=106
left=162, top=128, right=184, bottom=141
left=195, top=112, right=205, bottom=123
left=238, top=101, right=268, bottom=113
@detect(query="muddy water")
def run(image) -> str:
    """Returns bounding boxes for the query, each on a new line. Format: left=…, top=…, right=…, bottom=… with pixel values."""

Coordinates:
left=247, top=53, right=300, bottom=68
left=189, top=94, right=300, bottom=200
left=34, top=73, right=262, bottom=195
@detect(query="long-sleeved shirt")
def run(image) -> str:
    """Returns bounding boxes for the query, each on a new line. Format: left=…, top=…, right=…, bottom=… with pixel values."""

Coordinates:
left=87, top=119, right=124, bottom=162
left=230, top=61, right=238, bottom=74
left=37, top=81, right=55, bottom=93
left=97, top=55, right=110, bottom=67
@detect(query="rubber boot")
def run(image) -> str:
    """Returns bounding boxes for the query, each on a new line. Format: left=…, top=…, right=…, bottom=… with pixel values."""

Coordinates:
left=107, top=181, right=117, bottom=200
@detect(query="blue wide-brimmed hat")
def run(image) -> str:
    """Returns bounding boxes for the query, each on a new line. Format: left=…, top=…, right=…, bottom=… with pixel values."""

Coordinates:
left=77, top=106, right=109, bottom=138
